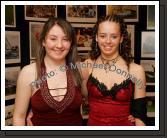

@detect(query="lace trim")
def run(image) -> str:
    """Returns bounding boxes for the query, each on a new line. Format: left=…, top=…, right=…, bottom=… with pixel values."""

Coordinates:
left=88, top=74, right=134, bottom=99
left=40, top=64, right=75, bottom=113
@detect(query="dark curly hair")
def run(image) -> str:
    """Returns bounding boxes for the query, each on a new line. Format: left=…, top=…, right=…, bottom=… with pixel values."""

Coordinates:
left=90, top=14, right=133, bottom=67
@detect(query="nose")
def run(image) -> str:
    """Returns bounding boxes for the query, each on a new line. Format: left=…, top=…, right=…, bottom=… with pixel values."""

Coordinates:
left=106, top=36, right=111, bottom=43
left=55, top=40, right=63, bottom=49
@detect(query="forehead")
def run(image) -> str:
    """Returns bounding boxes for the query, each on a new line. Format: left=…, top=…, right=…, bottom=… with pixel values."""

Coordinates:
left=48, top=24, right=66, bottom=35
left=98, top=21, right=121, bottom=33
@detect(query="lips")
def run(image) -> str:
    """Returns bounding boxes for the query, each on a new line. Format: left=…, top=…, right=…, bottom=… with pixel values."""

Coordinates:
left=53, top=49, right=64, bottom=55
left=103, top=46, right=113, bottom=51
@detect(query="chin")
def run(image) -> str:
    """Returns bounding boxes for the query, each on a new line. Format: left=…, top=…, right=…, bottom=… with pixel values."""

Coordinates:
left=102, top=51, right=113, bottom=56
left=52, top=55, right=66, bottom=60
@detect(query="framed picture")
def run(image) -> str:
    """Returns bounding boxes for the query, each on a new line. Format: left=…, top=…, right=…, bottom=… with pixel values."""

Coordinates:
left=72, top=23, right=94, bottom=51
left=30, top=59, right=36, bottom=64
left=5, top=5, right=16, bottom=27
left=147, top=5, right=155, bottom=30
left=78, top=52, right=90, bottom=62
left=5, top=66, right=20, bottom=96
left=146, top=85, right=155, bottom=92
left=146, top=92, right=155, bottom=97
left=5, top=31, right=21, bottom=64
left=127, top=25, right=135, bottom=57
left=25, top=5, right=57, bottom=21
left=66, top=5, right=97, bottom=22
left=106, top=5, right=139, bottom=22
left=146, top=96, right=155, bottom=117
left=141, top=31, right=155, bottom=58
left=29, top=22, right=45, bottom=59
left=5, top=94, right=16, bottom=101
left=140, top=60, right=155, bottom=84
left=5, top=104, right=15, bottom=126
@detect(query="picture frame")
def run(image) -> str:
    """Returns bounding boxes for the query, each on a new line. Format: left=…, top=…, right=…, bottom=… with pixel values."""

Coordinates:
left=78, top=52, right=90, bottom=62
left=29, top=22, right=45, bottom=59
left=127, top=25, right=135, bottom=57
left=5, top=104, right=15, bottom=126
left=106, top=5, right=139, bottom=22
left=5, top=94, right=16, bottom=126
left=146, top=96, right=155, bottom=117
left=147, top=5, right=155, bottom=30
left=140, top=60, right=155, bottom=84
left=30, top=59, right=36, bottom=64
left=72, top=23, right=94, bottom=51
left=5, top=31, right=21, bottom=64
left=146, top=92, right=155, bottom=97
left=25, top=5, right=57, bottom=21
left=66, top=5, right=97, bottom=23
left=5, top=66, right=20, bottom=96
left=5, top=94, right=16, bottom=101
left=5, top=5, right=16, bottom=27
left=141, top=31, right=155, bottom=58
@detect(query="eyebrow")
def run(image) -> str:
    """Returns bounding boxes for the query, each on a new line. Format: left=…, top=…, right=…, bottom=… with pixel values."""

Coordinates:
left=98, top=33, right=121, bottom=35
left=47, top=34, right=68, bottom=37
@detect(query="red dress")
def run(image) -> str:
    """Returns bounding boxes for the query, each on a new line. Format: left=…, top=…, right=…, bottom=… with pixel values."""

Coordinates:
left=30, top=64, right=82, bottom=126
left=87, top=74, right=135, bottom=126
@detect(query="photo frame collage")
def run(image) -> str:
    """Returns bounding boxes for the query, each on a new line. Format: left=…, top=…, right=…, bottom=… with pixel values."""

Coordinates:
left=5, top=5, right=19, bottom=126
left=140, top=5, right=155, bottom=118
left=5, top=5, right=155, bottom=125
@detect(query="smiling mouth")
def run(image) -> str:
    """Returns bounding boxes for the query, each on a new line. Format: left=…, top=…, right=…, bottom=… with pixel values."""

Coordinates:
left=54, top=50, right=64, bottom=54
left=103, top=46, right=113, bottom=50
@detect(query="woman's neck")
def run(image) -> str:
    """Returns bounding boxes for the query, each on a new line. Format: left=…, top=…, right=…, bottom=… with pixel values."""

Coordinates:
left=100, top=53, right=120, bottom=61
left=44, top=55, right=66, bottom=70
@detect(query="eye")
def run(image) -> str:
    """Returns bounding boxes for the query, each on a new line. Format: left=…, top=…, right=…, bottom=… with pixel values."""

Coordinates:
left=49, top=36, right=57, bottom=41
left=99, top=35, right=105, bottom=38
left=62, top=38, right=69, bottom=41
left=50, top=38, right=57, bottom=41
left=111, top=36, right=117, bottom=39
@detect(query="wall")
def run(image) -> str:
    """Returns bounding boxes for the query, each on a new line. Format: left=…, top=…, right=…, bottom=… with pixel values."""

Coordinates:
left=5, top=5, right=155, bottom=126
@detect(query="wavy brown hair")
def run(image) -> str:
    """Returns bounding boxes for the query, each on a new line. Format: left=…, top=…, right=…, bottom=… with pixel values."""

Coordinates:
left=90, top=14, right=133, bottom=67
left=35, top=17, right=82, bottom=87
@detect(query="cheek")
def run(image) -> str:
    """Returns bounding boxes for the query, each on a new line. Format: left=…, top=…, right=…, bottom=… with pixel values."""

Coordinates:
left=65, top=42, right=71, bottom=50
left=44, top=40, right=54, bottom=48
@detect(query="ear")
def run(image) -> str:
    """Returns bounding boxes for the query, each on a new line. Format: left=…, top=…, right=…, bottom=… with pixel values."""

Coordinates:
left=42, top=41, right=46, bottom=47
left=95, top=34, right=98, bottom=42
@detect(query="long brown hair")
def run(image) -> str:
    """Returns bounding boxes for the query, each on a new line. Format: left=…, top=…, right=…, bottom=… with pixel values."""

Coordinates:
left=90, top=14, right=133, bottom=67
left=35, top=17, right=82, bottom=87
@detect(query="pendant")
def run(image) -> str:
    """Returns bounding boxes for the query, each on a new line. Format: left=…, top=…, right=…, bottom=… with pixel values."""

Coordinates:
left=104, top=63, right=110, bottom=73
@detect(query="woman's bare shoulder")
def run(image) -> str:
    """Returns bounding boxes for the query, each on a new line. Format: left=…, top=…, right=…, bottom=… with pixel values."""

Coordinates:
left=18, top=62, right=37, bottom=82
left=129, top=62, right=145, bottom=77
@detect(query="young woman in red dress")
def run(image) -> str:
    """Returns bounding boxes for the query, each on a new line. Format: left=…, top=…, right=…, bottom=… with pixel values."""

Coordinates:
left=13, top=17, right=84, bottom=126
left=82, top=14, right=147, bottom=126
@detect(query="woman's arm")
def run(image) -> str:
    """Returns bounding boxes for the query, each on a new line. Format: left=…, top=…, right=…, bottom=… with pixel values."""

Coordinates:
left=13, top=65, right=34, bottom=126
left=79, top=59, right=92, bottom=99
left=130, top=63, right=147, bottom=126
